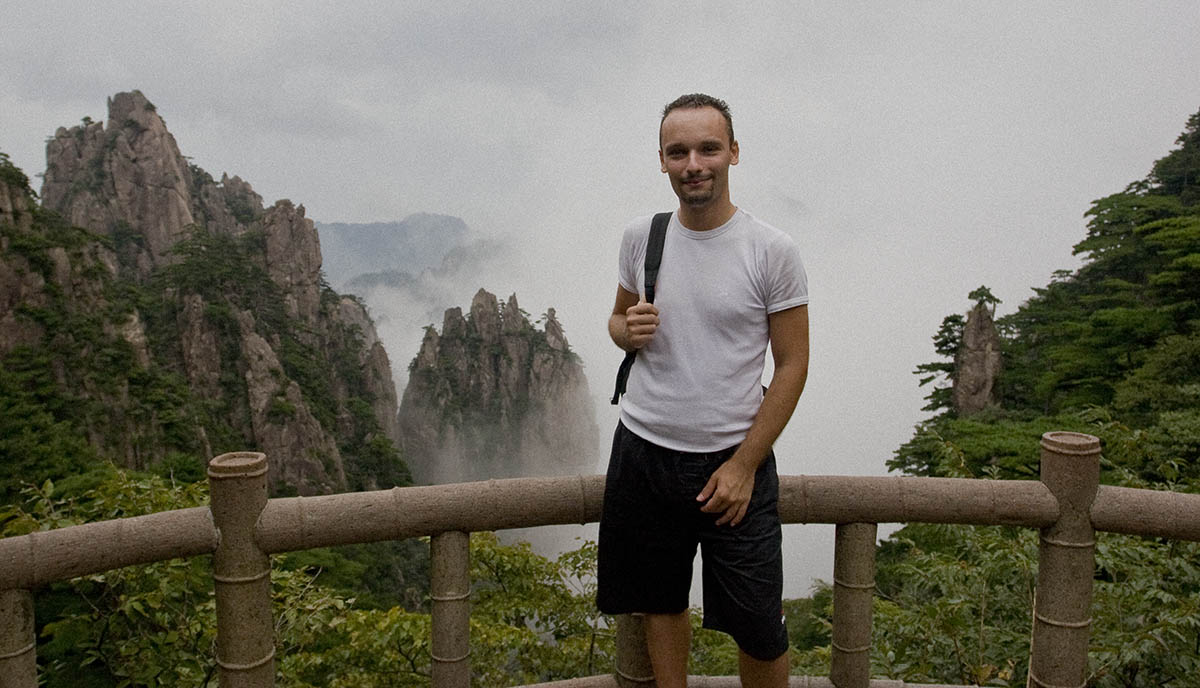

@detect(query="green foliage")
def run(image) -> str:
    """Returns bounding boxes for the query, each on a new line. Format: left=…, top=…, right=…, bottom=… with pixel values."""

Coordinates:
left=284, top=533, right=617, bottom=687
left=225, top=191, right=261, bottom=224
left=158, top=229, right=284, bottom=323
left=5, top=464, right=630, bottom=686
left=2, top=467, right=362, bottom=688
left=1089, top=532, right=1200, bottom=685
left=0, top=346, right=100, bottom=501
left=7, top=466, right=861, bottom=685
left=0, top=151, right=33, bottom=192
left=913, top=313, right=964, bottom=412
left=0, top=196, right=242, bottom=480
left=889, top=410, right=1092, bottom=478
left=145, top=226, right=411, bottom=490
left=907, top=111, right=1200, bottom=418
left=1148, top=110, right=1200, bottom=206
left=874, top=410, right=1200, bottom=684
left=967, top=285, right=1000, bottom=309
left=998, top=197, right=1198, bottom=413
left=784, top=587, right=832, bottom=651
left=268, top=396, right=297, bottom=423
left=278, top=540, right=429, bottom=611
left=872, top=524, right=1036, bottom=685
left=871, top=499, right=1200, bottom=686
left=876, top=109, right=1200, bottom=685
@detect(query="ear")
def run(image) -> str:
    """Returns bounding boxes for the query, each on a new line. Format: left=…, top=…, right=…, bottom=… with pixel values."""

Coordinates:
left=730, top=139, right=740, bottom=165
left=659, top=149, right=667, bottom=173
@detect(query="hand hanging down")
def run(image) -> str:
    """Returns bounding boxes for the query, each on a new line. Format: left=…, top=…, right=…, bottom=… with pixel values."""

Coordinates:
left=697, top=304, right=809, bottom=527
left=696, top=458, right=757, bottom=527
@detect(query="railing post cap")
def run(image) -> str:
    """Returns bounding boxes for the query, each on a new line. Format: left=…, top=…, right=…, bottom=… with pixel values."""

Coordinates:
left=1041, top=432, right=1100, bottom=455
left=208, top=452, right=268, bottom=479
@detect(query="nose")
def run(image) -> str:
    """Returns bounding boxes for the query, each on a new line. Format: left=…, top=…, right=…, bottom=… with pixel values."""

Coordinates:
left=685, top=150, right=704, bottom=172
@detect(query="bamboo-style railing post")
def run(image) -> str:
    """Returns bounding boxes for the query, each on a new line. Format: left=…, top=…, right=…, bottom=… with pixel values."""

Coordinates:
left=830, top=522, right=877, bottom=688
left=614, top=614, right=655, bottom=687
left=431, top=531, right=470, bottom=687
left=0, top=589, right=35, bottom=688
left=1028, top=432, right=1100, bottom=688
left=208, top=452, right=274, bottom=687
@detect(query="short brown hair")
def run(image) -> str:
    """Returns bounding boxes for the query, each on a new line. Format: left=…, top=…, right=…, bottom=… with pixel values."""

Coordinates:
left=660, top=93, right=734, bottom=145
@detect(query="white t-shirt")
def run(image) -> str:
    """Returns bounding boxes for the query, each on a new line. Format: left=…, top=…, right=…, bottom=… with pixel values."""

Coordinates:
left=617, top=209, right=808, bottom=453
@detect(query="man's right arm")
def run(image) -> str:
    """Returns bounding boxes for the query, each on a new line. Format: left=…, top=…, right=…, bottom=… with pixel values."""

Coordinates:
left=609, top=285, right=659, bottom=352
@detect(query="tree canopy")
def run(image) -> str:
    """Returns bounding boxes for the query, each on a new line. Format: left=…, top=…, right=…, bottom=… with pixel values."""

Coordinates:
left=883, top=107, right=1200, bottom=685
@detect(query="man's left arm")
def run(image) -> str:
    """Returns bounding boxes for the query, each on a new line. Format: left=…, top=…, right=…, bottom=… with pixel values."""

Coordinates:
left=697, top=304, right=809, bottom=526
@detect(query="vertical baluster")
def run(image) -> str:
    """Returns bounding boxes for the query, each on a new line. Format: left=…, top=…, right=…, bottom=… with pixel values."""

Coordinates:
left=0, top=589, right=35, bottom=688
left=209, top=452, right=274, bottom=687
left=614, top=614, right=656, bottom=687
left=431, top=531, right=470, bottom=688
left=1028, top=432, right=1100, bottom=688
left=830, top=521, right=877, bottom=688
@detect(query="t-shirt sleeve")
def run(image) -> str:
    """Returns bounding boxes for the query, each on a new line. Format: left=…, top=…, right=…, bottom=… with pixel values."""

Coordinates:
left=617, top=217, right=649, bottom=296
left=765, top=234, right=809, bottom=313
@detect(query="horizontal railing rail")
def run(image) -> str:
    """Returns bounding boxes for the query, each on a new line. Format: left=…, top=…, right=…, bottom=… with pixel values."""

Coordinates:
left=0, top=475, right=1070, bottom=585
left=1, top=432, right=1198, bottom=687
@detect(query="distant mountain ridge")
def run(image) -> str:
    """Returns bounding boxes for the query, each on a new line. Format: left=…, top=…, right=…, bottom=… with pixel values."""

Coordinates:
left=315, top=214, right=469, bottom=288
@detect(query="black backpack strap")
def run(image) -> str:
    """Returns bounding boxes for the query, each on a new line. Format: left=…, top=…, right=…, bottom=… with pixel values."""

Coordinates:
left=611, top=212, right=672, bottom=405
left=642, top=212, right=670, bottom=303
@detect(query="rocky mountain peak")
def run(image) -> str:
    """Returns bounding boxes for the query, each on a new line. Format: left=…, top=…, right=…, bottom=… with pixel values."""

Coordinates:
left=260, top=200, right=323, bottom=324
left=38, top=90, right=275, bottom=279
left=399, top=288, right=597, bottom=484
left=501, top=293, right=524, bottom=334
left=952, top=301, right=1002, bottom=415
left=469, top=287, right=506, bottom=341
left=544, top=308, right=567, bottom=351
left=3, top=92, right=407, bottom=495
left=107, top=90, right=159, bottom=133
left=40, top=90, right=195, bottom=275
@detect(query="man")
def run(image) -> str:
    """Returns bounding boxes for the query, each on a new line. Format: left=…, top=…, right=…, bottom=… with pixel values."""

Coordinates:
left=598, top=93, right=809, bottom=687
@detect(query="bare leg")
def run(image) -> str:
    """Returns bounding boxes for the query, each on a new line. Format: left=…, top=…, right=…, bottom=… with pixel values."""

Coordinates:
left=739, top=647, right=789, bottom=688
left=644, top=612, right=691, bottom=688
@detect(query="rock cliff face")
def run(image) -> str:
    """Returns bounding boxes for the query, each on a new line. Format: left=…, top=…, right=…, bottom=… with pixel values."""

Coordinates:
left=0, top=164, right=43, bottom=354
left=40, top=91, right=260, bottom=276
left=0, top=165, right=34, bottom=233
left=0, top=91, right=405, bottom=495
left=953, top=302, right=1003, bottom=415
left=399, top=289, right=599, bottom=484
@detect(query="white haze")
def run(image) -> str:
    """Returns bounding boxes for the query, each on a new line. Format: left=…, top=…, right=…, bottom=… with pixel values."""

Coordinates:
left=4, top=2, right=1200, bottom=597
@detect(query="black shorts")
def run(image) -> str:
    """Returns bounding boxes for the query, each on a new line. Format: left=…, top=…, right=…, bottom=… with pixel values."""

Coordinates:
left=597, top=422, right=788, bottom=661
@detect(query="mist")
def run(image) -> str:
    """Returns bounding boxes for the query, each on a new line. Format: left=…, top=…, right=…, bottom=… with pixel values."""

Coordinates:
left=320, top=210, right=881, bottom=598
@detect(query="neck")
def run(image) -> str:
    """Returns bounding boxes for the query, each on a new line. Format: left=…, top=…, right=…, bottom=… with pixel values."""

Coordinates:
left=676, top=200, right=737, bottom=231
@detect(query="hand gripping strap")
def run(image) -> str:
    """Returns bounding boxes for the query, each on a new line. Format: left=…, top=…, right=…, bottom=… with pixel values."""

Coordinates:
left=611, top=212, right=672, bottom=404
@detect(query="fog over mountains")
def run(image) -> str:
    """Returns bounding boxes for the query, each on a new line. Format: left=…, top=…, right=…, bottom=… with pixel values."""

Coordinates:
left=315, top=214, right=470, bottom=290
left=316, top=216, right=512, bottom=391
left=317, top=215, right=603, bottom=556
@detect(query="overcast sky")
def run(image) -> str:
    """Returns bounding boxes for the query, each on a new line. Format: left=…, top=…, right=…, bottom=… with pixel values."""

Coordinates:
left=4, top=2, right=1200, bottom=593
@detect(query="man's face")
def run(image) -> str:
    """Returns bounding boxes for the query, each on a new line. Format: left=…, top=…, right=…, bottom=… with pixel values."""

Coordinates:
left=659, top=106, right=739, bottom=209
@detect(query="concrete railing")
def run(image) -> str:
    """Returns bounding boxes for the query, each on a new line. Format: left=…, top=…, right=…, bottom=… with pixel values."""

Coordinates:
left=2, top=431, right=1199, bottom=687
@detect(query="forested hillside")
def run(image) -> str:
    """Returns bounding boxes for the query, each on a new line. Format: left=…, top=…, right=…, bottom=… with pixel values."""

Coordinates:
left=858, top=109, right=1200, bottom=685
left=0, top=93, right=428, bottom=684
left=0, top=91, right=410, bottom=497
